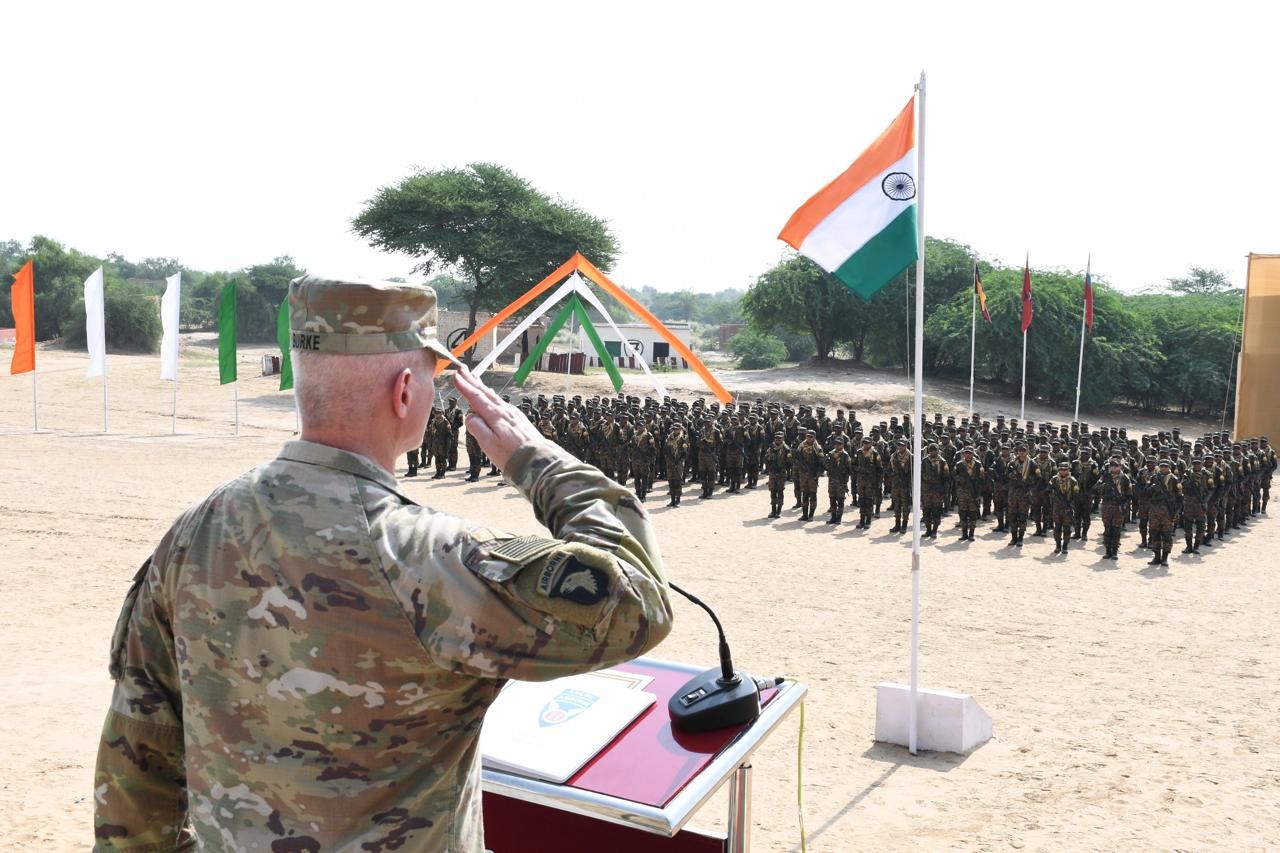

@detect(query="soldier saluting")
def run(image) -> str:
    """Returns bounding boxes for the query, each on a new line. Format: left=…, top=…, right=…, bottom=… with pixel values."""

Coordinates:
left=1093, top=458, right=1131, bottom=560
left=93, top=277, right=672, bottom=851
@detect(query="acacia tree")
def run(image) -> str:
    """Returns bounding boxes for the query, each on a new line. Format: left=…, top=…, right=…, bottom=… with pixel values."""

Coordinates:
left=352, top=163, right=619, bottom=359
left=740, top=254, right=862, bottom=361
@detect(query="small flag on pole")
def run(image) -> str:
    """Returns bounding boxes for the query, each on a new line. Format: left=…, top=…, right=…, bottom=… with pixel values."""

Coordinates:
left=276, top=296, right=293, bottom=391
left=1020, top=256, right=1033, bottom=333
left=84, top=266, right=107, bottom=377
left=974, top=264, right=992, bottom=325
left=217, top=280, right=237, bottom=385
left=1083, top=264, right=1094, bottom=331
left=9, top=260, right=35, bottom=375
left=779, top=97, right=919, bottom=300
left=160, top=273, right=181, bottom=380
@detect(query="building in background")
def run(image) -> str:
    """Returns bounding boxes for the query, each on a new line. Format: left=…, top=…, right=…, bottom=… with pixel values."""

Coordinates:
left=577, top=321, right=692, bottom=368
left=437, top=309, right=548, bottom=368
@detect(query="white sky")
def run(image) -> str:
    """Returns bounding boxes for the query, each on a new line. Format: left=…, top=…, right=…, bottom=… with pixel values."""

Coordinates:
left=4, top=1, right=1277, bottom=293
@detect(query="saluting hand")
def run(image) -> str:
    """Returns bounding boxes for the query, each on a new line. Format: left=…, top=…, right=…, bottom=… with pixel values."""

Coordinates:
left=452, top=367, right=543, bottom=471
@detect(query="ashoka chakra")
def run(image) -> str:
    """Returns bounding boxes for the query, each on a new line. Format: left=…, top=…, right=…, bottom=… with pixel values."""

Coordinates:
left=882, top=172, right=916, bottom=201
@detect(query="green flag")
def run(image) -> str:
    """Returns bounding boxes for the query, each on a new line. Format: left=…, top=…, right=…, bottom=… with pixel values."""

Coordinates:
left=276, top=296, right=293, bottom=391
left=571, top=298, right=624, bottom=392
left=217, top=280, right=237, bottom=385
left=513, top=301, right=574, bottom=386
left=512, top=296, right=624, bottom=392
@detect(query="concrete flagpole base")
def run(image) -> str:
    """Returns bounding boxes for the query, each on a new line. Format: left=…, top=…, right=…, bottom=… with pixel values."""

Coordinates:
left=875, top=683, right=991, bottom=754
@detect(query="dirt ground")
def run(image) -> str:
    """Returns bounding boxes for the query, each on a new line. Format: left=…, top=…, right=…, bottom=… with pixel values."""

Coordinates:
left=1, top=343, right=1276, bottom=852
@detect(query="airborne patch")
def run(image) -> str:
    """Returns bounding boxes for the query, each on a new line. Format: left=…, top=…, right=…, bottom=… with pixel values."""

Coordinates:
left=536, top=553, right=609, bottom=605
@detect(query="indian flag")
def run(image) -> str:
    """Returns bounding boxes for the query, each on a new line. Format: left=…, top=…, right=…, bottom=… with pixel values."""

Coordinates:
left=779, top=97, right=919, bottom=300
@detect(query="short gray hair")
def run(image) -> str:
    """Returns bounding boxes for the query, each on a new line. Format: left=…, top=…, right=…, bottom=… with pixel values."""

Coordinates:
left=292, top=348, right=436, bottom=431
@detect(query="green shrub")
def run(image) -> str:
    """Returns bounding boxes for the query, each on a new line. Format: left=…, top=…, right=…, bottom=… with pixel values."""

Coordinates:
left=728, top=329, right=786, bottom=370
left=64, top=280, right=162, bottom=353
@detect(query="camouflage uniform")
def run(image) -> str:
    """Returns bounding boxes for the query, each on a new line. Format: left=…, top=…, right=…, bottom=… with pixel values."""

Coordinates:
left=1048, top=465, right=1080, bottom=553
left=631, top=427, right=657, bottom=501
left=664, top=429, right=688, bottom=506
left=1093, top=464, right=1131, bottom=559
left=763, top=436, right=792, bottom=519
left=920, top=449, right=948, bottom=539
left=93, top=275, right=673, bottom=853
left=889, top=445, right=913, bottom=534
left=696, top=422, right=722, bottom=499
left=826, top=440, right=852, bottom=524
left=794, top=434, right=825, bottom=522
left=429, top=409, right=451, bottom=478
left=854, top=440, right=882, bottom=530
left=1006, top=452, right=1038, bottom=547
left=1180, top=461, right=1215, bottom=553
left=952, top=451, right=984, bottom=542
left=465, top=429, right=484, bottom=481
left=1146, top=463, right=1183, bottom=567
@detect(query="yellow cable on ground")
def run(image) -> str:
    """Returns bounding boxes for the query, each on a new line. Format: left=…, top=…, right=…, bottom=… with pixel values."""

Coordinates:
left=797, top=698, right=807, bottom=853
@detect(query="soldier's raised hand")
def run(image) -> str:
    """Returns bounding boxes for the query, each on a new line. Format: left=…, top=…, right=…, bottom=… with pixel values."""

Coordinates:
left=452, top=366, right=542, bottom=471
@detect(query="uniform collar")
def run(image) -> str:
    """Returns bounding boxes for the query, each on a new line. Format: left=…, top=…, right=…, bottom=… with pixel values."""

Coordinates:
left=277, top=440, right=401, bottom=493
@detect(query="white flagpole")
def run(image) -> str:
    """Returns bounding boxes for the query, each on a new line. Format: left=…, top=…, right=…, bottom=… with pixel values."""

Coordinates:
left=103, top=372, right=108, bottom=433
left=909, top=70, right=927, bottom=756
left=172, top=380, right=178, bottom=435
left=234, top=381, right=240, bottom=436
left=968, top=271, right=977, bottom=417
left=1020, top=331, right=1027, bottom=421
left=1073, top=254, right=1090, bottom=423
left=32, top=370, right=38, bottom=432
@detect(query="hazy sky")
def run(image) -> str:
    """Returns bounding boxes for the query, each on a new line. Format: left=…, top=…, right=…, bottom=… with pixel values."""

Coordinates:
left=5, top=1, right=1277, bottom=294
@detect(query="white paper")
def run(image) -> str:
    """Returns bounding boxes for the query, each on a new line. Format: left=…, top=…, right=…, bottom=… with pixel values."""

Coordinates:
left=84, top=266, right=106, bottom=377
left=480, top=672, right=656, bottom=783
left=160, top=273, right=181, bottom=380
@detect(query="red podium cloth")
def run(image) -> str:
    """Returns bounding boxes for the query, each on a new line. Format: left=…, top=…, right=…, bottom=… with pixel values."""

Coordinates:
left=564, top=659, right=778, bottom=807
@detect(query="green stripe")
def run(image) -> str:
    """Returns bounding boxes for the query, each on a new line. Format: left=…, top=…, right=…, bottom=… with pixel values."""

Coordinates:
left=572, top=299, right=624, bottom=392
left=832, top=206, right=919, bottom=301
left=217, top=279, right=237, bottom=385
left=276, top=297, right=293, bottom=391
left=513, top=300, right=574, bottom=385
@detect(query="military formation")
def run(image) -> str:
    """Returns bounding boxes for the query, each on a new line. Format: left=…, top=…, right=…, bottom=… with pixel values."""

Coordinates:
left=411, top=393, right=1275, bottom=566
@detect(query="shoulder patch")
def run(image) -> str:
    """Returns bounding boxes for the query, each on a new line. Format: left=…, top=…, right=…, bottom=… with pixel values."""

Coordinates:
left=537, top=553, right=610, bottom=605
left=487, top=535, right=561, bottom=567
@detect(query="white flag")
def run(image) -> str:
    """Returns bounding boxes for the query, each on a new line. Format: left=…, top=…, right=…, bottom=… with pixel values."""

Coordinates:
left=84, top=266, right=106, bottom=377
left=160, top=273, right=181, bottom=380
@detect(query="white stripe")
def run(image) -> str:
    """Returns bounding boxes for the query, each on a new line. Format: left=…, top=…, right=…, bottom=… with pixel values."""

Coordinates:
left=797, top=149, right=917, bottom=272
left=84, top=266, right=106, bottom=377
left=572, top=282, right=669, bottom=399
left=472, top=277, right=580, bottom=377
left=160, top=273, right=181, bottom=380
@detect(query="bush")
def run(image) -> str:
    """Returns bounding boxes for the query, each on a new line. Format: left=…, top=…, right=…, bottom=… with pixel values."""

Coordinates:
left=64, top=280, right=162, bottom=353
left=728, top=329, right=786, bottom=370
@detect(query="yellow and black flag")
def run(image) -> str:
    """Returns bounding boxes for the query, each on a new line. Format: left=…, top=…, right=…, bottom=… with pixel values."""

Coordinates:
left=974, top=264, right=992, bottom=324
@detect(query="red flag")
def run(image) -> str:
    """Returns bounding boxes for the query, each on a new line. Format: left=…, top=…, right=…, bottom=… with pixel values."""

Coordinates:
left=1083, top=266, right=1094, bottom=331
left=974, top=264, right=992, bottom=324
left=9, top=260, right=35, bottom=375
left=1020, top=255, right=1033, bottom=333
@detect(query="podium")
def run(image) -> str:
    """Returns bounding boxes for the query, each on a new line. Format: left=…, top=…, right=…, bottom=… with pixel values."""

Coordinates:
left=482, top=657, right=807, bottom=853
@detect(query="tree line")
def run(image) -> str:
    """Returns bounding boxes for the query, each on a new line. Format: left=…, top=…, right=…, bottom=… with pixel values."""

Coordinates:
left=1, top=159, right=1244, bottom=419
left=0, top=237, right=304, bottom=352
left=740, top=240, right=1243, bottom=418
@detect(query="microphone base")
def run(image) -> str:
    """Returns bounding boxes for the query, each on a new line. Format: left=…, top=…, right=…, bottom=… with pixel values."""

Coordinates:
left=668, top=667, right=762, bottom=732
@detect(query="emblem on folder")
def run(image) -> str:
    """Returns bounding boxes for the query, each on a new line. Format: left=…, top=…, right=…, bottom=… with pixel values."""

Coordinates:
left=538, top=688, right=598, bottom=727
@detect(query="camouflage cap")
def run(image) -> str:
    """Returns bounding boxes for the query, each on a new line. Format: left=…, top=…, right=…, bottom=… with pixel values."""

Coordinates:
left=288, top=275, right=458, bottom=363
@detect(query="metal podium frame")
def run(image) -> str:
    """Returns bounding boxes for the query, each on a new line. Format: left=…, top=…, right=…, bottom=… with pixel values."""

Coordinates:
left=481, top=657, right=807, bottom=852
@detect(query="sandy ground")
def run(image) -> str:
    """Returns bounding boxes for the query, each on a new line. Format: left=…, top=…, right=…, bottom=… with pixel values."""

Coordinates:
left=2, top=343, right=1276, bottom=852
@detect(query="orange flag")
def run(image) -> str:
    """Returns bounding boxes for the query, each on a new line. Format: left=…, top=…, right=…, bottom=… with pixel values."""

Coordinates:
left=10, top=260, right=35, bottom=375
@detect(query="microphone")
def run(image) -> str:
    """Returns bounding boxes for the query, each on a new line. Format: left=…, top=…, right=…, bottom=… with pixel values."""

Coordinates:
left=666, top=582, right=762, bottom=732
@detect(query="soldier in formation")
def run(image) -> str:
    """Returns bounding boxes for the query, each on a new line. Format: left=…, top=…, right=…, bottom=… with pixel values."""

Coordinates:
left=403, top=392, right=1274, bottom=564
